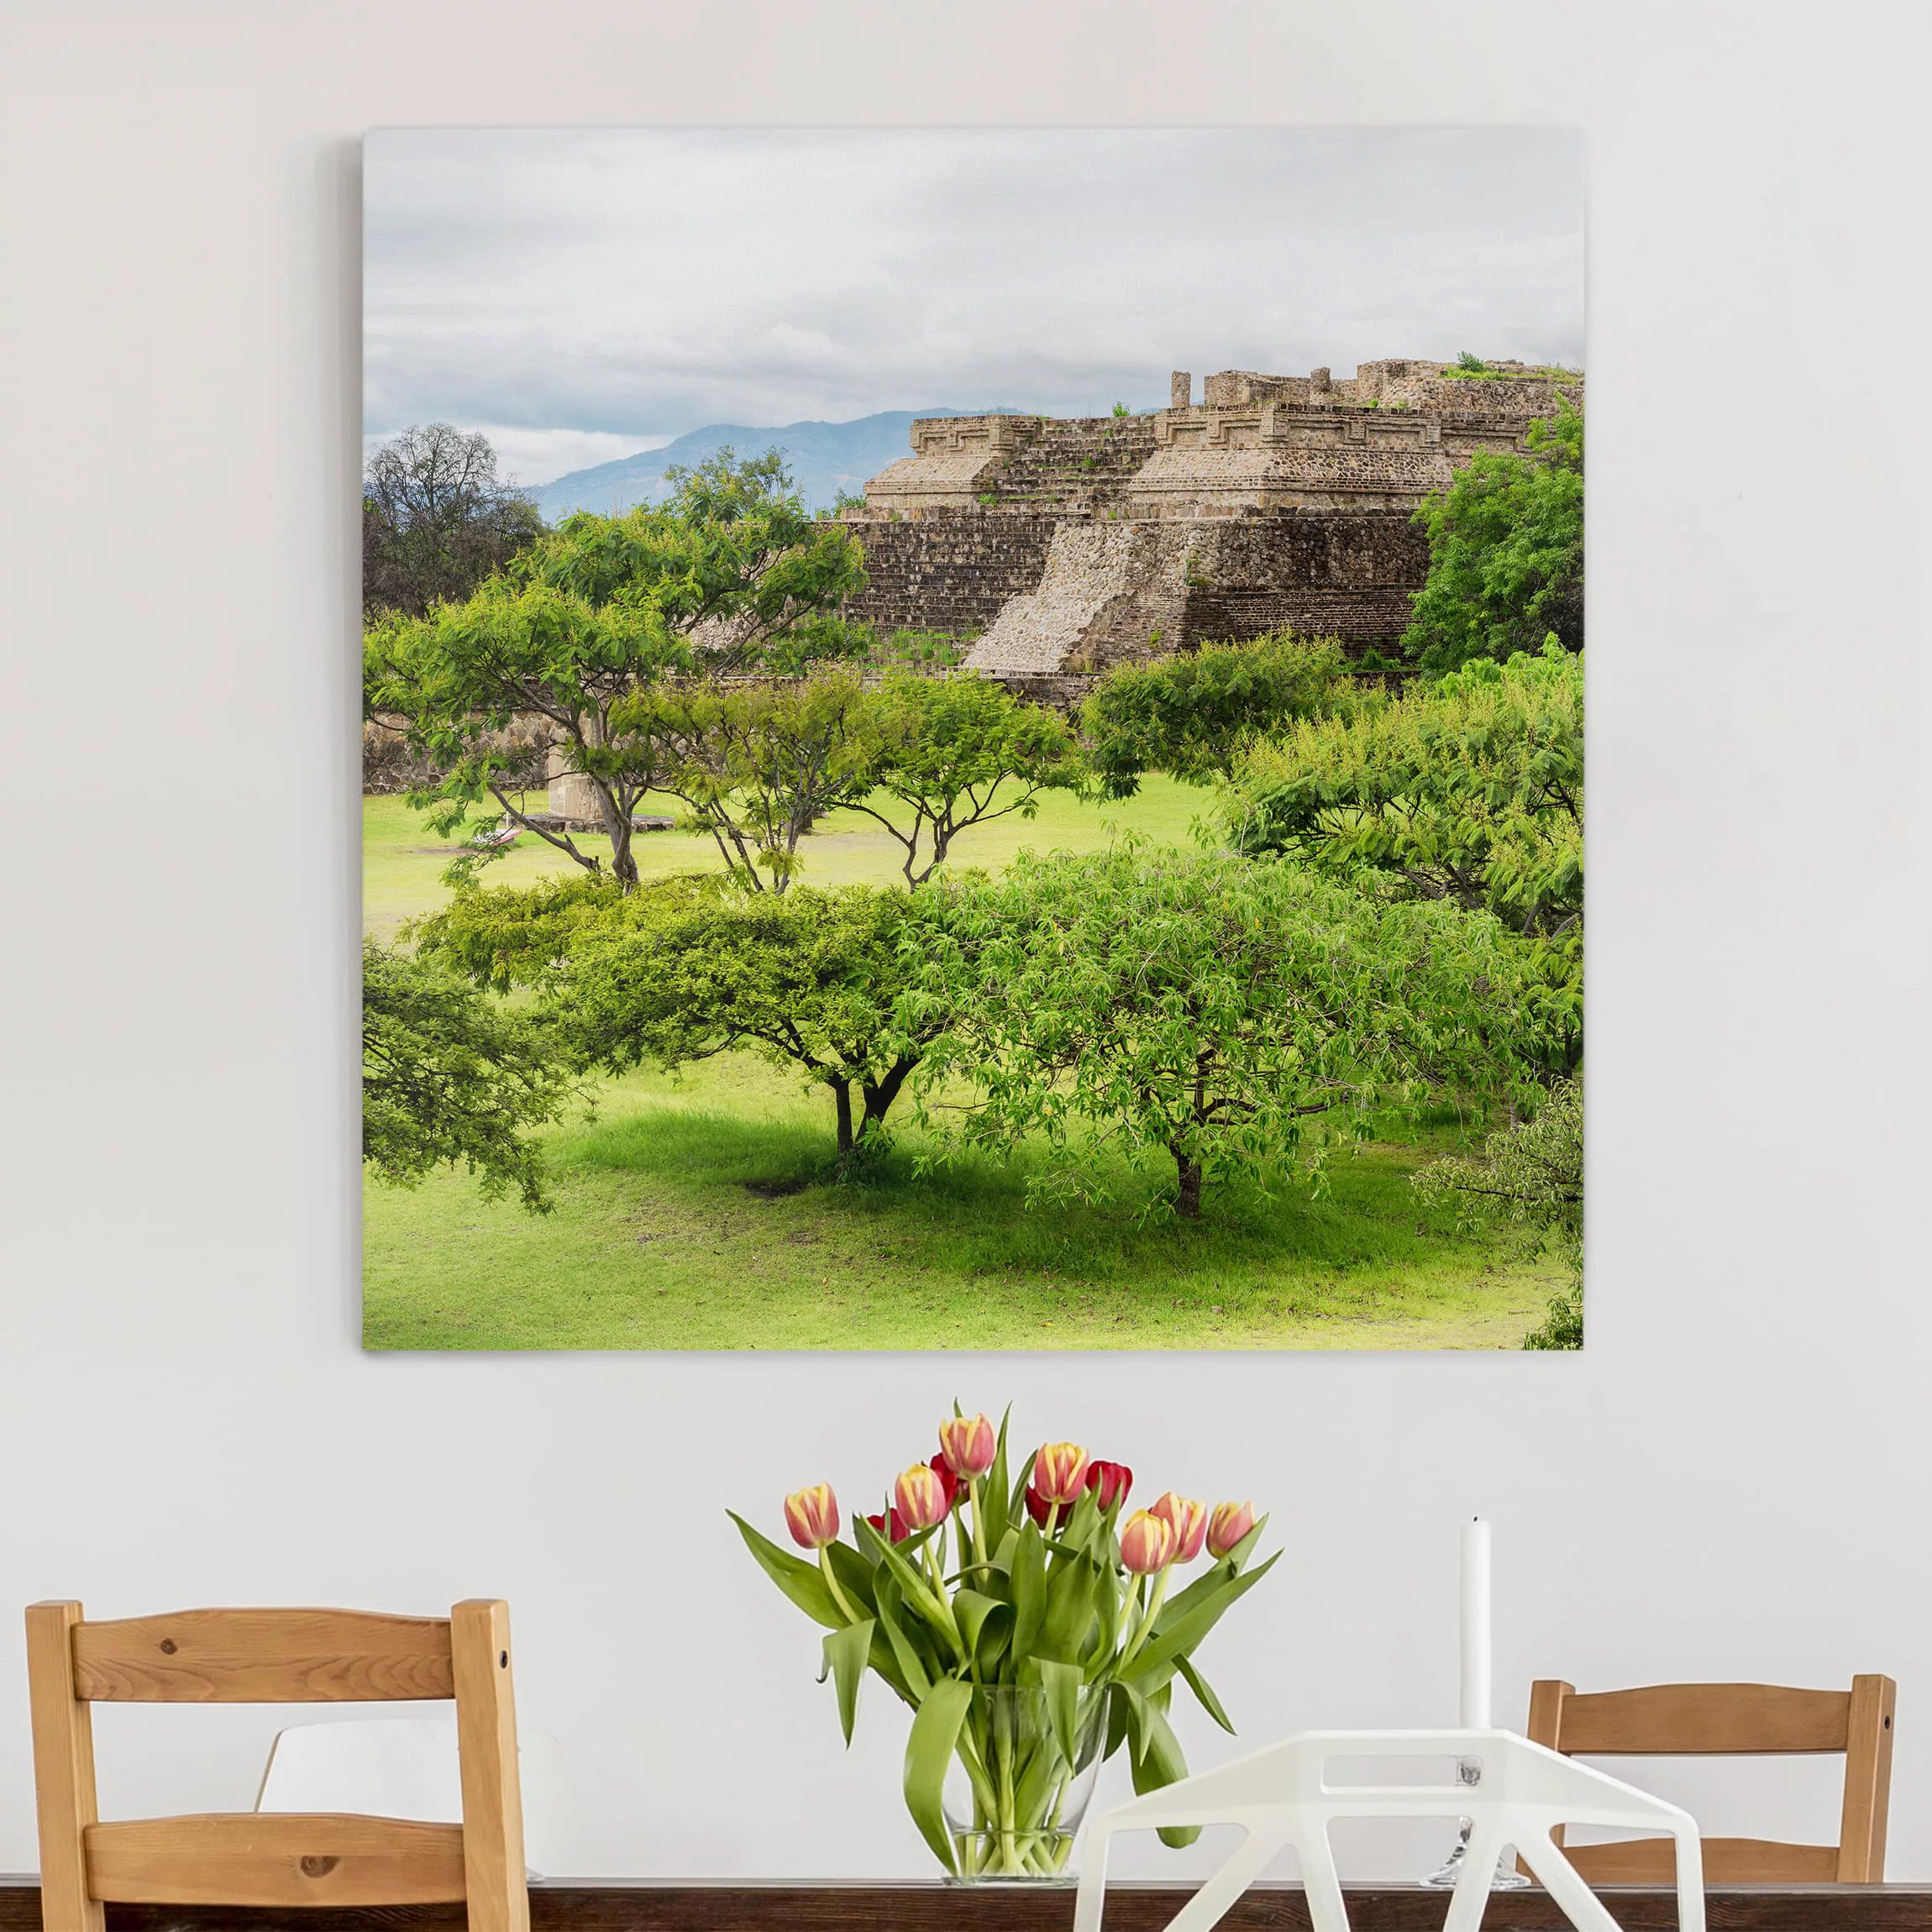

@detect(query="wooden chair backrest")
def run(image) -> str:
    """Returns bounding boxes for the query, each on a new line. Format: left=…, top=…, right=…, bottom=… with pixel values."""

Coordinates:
left=26, top=1599, right=528, bottom=1932
left=1525, top=1676, right=1897, bottom=1883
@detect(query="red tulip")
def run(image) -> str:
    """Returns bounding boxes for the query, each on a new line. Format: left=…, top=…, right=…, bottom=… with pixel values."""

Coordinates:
left=1032, top=1441, right=1090, bottom=1506
left=895, top=1462, right=950, bottom=1532
left=1120, top=1509, right=1179, bottom=1575
left=1086, top=1460, right=1133, bottom=1510
left=1207, top=1500, right=1257, bottom=1559
left=1150, top=1492, right=1209, bottom=1562
left=1023, top=1483, right=1052, bottom=1527
left=865, top=1507, right=912, bottom=1543
left=783, top=1483, right=839, bottom=1551
left=938, top=1412, right=997, bottom=1479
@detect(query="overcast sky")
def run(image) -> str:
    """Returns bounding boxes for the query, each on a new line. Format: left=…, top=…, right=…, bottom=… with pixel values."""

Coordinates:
left=365, top=128, right=1583, bottom=486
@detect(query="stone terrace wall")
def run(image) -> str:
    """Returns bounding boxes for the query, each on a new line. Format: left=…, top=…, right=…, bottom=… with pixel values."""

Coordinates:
left=959, top=510, right=1431, bottom=675
left=362, top=717, right=549, bottom=795
left=841, top=511, right=1059, bottom=638
left=1181, top=512, right=1430, bottom=655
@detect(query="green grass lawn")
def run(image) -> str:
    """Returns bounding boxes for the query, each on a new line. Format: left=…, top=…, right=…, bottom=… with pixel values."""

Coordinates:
left=363, top=781, right=1559, bottom=1351
left=361, top=780, right=1208, bottom=942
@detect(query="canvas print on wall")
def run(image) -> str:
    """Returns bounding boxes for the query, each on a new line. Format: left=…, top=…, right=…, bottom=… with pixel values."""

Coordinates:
left=361, top=129, right=1583, bottom=1352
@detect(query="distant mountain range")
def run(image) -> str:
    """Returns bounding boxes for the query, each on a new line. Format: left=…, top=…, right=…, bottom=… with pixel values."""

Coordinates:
left=526, top=409, right=978, bottom=522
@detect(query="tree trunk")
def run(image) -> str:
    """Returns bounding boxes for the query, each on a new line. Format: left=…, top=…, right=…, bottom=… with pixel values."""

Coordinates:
left=831, top=1080, right=854, bottom=1155
left=860, top=1056, right=916, bottom=1134
left=1173, top=1147, right=1203, bottom=1219
left=591, top=780, right=638, bottom=890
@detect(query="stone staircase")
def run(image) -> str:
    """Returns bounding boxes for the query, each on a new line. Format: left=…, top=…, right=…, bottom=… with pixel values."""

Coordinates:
left=985, top=417, right=1159, bottom=511
left=964, top=521, right=1189, bottom=675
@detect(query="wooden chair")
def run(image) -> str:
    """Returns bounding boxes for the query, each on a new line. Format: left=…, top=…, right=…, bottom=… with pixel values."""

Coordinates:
left=1525, top=1677, right=1896, bottom=1882
left=26, top=1599, right=528, bottom=1932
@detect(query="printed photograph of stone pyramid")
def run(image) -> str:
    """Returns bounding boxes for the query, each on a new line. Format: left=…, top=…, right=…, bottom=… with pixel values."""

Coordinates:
left=360, top=128, right=1584, bottom=1352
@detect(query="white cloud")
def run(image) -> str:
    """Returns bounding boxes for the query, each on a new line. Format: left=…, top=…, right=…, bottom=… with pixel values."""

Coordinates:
left=468, top=426, right=669, bottom=487
left=364, top=129, right=1583, bottom=443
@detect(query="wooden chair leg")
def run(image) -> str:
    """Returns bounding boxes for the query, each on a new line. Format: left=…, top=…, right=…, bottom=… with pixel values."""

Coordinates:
left=452, top=1599, right=530, bottom=1932
left=26, top=1602, right=104, bottom=1932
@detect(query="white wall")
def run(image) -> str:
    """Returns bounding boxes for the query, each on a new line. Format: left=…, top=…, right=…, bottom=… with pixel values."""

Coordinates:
left=3, top=0, right=1929, bottom=1885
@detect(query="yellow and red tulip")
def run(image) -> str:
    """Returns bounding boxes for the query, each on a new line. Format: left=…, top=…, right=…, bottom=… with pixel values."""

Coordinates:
left=783, top=1483, right=840, bottom=1551
left=1119, top=1508, right=1179, bottom=1574
left=938, top=1412, right=997, bottom=1479
left=1207, top=1499, right=1257, bottom=1558
left=1150, top=1492, right=1209, bottom=1562
left=895, top=1461, right=951, bottom=1531
left=1032, top=1441, right=1090, bottom=1505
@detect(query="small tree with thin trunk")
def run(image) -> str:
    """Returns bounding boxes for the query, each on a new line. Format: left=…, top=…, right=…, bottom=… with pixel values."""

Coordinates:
left=622, top=670, right=877, bottom=894
left=906, top=842, right=1541, bottom=1218
left=847, top=670, right=1085, bottom=886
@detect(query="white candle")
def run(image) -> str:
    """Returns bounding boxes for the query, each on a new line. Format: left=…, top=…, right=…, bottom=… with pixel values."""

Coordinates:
left=1460, top=1516, right=1492, bottom=1730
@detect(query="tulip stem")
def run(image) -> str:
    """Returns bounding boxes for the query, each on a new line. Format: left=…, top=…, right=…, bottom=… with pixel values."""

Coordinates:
left=968, top=1477, right=988, bottom=1570
left=817, top=1550, right=863, bottom=1625
left=1119, top=1567, right=1172, bottom=1669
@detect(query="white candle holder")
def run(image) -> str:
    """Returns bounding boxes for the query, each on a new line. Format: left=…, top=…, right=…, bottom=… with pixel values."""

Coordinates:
left=1418, top=1756, right=1531, bottom=1888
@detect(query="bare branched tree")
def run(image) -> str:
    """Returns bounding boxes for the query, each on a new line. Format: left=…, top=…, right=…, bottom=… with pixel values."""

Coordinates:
left=362, top=423, right=545, bottom=619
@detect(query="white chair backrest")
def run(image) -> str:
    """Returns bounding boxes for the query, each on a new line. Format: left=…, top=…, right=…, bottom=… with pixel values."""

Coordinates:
left=1075, top=1730, right=1704, bottom=1932
left=256, top=1716, right=559, bottom=1878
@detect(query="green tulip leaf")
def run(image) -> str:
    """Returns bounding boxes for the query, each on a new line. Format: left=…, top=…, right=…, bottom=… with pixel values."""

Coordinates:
left=1010, top=1520, right=1048, bottom=1659
left=1128, top=1693, right=1199, bottom=1848
left=1121, top=1551, right=1279, bottom=1683
left=953, top=1587, right=1012, bottom=1669
left=981, top=1405, right=1014, bottom=1551
left=855, top=1514, right=960, bottom=1655
left=1041, top=1548, right=1099, bottom=1662
left=824, top=1538, right=879, bottom=1615
left=1175, top=1654, right=1235, bottom=1734
left=1058, top=1486, right=1101, bottom=1554
left=904, top=1676, right=974, bottom=1875
left=873, top=1572, right=934, bottom=1699
left=1010, top=1445, right=1040, bottom=1523
left=1036, top=1655, right=1083, bottom=1767
left=728, top=1510, right=843, bottom=1630
left=819, top=1619, right=874, bottom=1746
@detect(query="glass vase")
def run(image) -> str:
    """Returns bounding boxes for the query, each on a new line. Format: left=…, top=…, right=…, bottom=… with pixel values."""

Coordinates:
left=940, top=1682, right=1109, bottom=1881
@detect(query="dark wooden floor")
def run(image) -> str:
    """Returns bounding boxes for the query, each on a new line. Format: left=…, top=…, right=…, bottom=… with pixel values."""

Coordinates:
left=5, top=1882, right=1932, bottom=1932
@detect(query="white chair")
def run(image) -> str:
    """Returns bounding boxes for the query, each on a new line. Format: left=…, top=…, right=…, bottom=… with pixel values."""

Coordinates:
left=256, top=1716, right=559, bottom=1881
left=1074, top=1730, right=1704, bottom=1932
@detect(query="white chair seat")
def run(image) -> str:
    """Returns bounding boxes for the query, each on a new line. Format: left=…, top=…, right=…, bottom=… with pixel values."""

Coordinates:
left=1074, top=1728, right=1704, bottom=1932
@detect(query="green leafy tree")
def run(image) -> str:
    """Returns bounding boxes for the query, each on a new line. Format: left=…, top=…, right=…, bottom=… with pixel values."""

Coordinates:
left=906, top=843, right=1546, bottom=1218
left=360, top=939, right=579, bottom=1212
left=1401, top=403, right=1583, bottom=674
left=364, top=449, right=868, bottom=890
left=362, top=424, right=545, bottom=621
left=1226, top=641, right=1583, bottom=940
left=1080, top=631, right=1347, bottom=800
left=413, top=875, right=937, bottom=1157
left=623, top=669, right=878, bottom=893
left=848, top=672, right=1085, bottom=885
left=366, top=582, right=683, bottom=889
left=1413, top=1077, right=1583, bottom=1348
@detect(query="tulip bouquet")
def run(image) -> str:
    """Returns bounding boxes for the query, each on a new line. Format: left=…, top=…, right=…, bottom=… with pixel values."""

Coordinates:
left=732, top=1409, right=1275, bottom=1880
